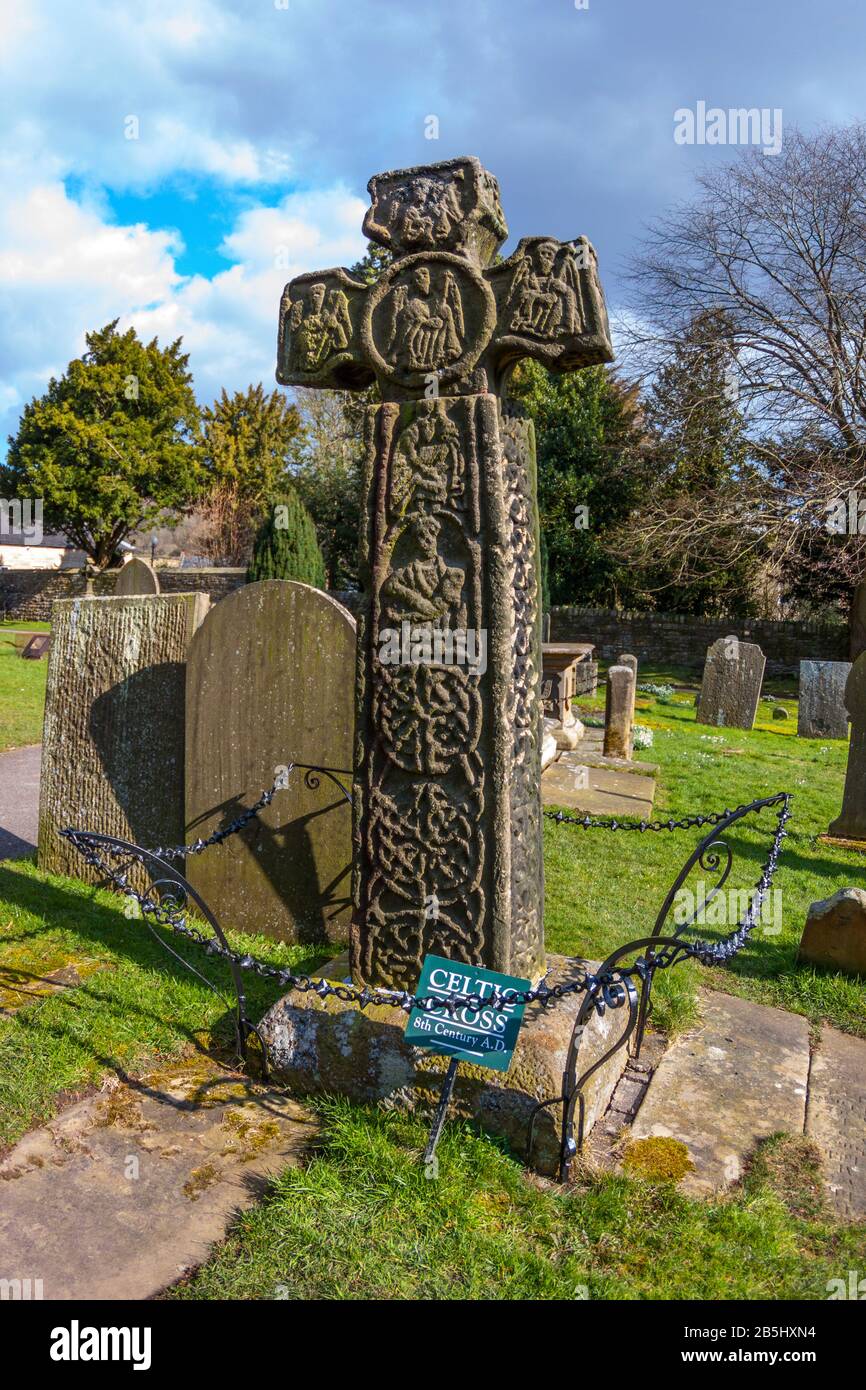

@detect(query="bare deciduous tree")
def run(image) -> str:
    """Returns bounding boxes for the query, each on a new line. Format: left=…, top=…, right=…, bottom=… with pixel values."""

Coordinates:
left=623, top=123, right=866, bottom=618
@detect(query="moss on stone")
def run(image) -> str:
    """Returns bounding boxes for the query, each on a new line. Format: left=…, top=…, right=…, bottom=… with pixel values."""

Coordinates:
left=622, top=1135, right=694, bottom=1182
left=183, top=1162, right=221, bottom=1201
left=220, top=1108, right=281, bottom=1161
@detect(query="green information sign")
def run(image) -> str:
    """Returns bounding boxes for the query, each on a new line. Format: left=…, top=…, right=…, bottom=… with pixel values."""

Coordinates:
left=404, top=954, right=531, bottom=1072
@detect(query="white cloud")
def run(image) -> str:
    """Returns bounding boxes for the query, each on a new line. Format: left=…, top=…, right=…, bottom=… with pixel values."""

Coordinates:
left=0, top=174, right=367, bottom=444
left=125, top=188, right=367, bottom=409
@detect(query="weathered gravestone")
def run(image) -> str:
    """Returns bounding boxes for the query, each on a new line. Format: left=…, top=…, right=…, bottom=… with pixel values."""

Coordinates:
left=828, top=653, right=866, bottom=840
left=39, top=594, right=209, bottom=881
left=797, top=660, right=850, bottom=739
left=185, top=581, right=356, bottom=943
left=696, top=635, right=765, bottom=730
left=274, top=154, right=613, bottom=989
left=115, top=558, right=160, bottom=596
left=259, top=157, right=630, bottom=1167
left=603, top=664, right=634, bottom=759
left=798, top=888, right=866, bottom=976
left=849, top=579, right=866, bottom=662
left=618, top=651, right=638, bottom=724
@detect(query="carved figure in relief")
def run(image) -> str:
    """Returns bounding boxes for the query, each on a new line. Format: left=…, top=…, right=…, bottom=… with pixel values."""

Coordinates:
left=385, top=266, right=464, bottom=372
left=506, top=240, right=580, bottom=338
left=287, top=282, right=352, bottom=371
left=391, top=402, right=464, bottom=512
left=380, top=515, right=465, bottom=629
left=398, top=176, right=466, bottom=246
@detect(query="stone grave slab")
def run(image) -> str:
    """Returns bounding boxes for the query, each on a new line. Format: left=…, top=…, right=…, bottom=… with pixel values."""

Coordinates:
left=21, top=633, right=51, bottom=659
left=629, top=991, right=810, bottom=1197
left=38, top=594, right=209, bottom=882
left=797, top=660, right=850, bottom=739
left=806, top=1025, right=866, bottom=1220
left=0, top=1055, right=316, bottom=1300
left=186, top=580, right=356, bottom=944
left=542, top=750, right=656, bottom=816
left=696, top=635, right=765, bottom=730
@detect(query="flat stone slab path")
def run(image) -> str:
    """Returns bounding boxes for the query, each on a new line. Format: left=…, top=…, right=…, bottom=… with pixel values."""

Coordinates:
left=0, top=744, right=40, bottom=859
left=0, top=1053, right=316, bottom=1299
left=629, top=990, right=866, bottom=1219
left=542, top=749, right=656, bottom=817
left=631, top=992, right=810, bottom=1198
left=807, top=1026, right=866, bottom=1222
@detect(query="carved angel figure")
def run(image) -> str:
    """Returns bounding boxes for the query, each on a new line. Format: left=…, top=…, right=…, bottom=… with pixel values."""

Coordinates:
left=287, top=282, right=352, bottom=372
left=506, top=240, right=581, bottom=339
left=385, top=266, right=465, bottom=372
left=398, top=176, right=466, bottom=247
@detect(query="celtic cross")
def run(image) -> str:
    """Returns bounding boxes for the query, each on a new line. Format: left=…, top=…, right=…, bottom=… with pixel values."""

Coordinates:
left=276, top=156, right=613, bottom=989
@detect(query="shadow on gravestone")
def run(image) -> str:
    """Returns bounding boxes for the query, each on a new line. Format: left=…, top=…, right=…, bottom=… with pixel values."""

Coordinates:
left=89, top=663, right=187, bottom=850
left=184, top=580, right=356, bottom=945
left=38, top=594, right=208, bottom=884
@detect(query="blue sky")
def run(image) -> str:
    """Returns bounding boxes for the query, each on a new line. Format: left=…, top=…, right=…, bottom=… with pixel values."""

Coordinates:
left=1, top=0, right=865, bottom=446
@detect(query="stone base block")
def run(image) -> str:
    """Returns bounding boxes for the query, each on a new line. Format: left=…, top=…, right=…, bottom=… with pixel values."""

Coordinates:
left=541, top=730, right=559, bottom=771
left=257, top=954, right=632, bottom=1175
left=798, top=888, right=866, bottom=976
left=555, top=718, right=585, bottom=751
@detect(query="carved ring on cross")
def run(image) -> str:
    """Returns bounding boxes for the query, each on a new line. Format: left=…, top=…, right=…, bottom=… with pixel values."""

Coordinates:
left=361, top=251, right=497, bottom=390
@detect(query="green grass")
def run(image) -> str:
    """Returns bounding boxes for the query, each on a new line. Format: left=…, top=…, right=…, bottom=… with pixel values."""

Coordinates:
left=542, top=679, right=866, bottom=1038
left=0, top=646, right=47, bottom=751
left=1, top=666, right=865, bottom=1299
left=166, top=1106, right=866, bottom=1301
left=0, top=860, right=326, bottom=1152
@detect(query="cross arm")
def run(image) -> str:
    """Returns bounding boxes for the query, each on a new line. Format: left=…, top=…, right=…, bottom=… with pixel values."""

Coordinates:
left=485, top=236, right=614, bottom=378
left=276, top=267, right=374, bottom=390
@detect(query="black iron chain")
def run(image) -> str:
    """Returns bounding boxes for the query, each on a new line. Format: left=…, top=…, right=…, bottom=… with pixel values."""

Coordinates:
left=142, top=783, right=279, bottom=863
left=62, top=790, right=791, bottom=1020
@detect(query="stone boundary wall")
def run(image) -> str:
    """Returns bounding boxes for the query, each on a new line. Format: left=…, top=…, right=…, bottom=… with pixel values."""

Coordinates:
left=0, top=567, right=248, bottom=621
left=0, top=568, right=843, bottom=673
left=549, top=606, right=847, bottom=675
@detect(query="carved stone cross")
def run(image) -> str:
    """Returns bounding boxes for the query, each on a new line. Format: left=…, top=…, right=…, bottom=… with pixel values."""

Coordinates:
left=276, top=156, right=613, bottom=989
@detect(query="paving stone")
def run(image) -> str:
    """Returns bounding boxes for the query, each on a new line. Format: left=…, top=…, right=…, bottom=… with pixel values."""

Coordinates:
left=0, top=1054, right=316, bottom=1299
left=542, top=752, right=655, bottom=816
left=806, top=1025, right=866, bottom=1221
left=629, top=991, right=810, bottom=1197
left=0, top=959, right=104, bottom=1018
left=608, top=1074, right=646, bottom=1115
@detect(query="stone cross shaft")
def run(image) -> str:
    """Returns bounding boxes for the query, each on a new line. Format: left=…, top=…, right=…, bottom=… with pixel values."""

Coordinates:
left=276, top=156, right=613, bottom=989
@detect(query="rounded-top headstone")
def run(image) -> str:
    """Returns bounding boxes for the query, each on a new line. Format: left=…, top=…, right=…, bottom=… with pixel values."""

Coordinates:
left=115, top=558, right=160, bottom=596
left=185, top=580, right=356, bottom=944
